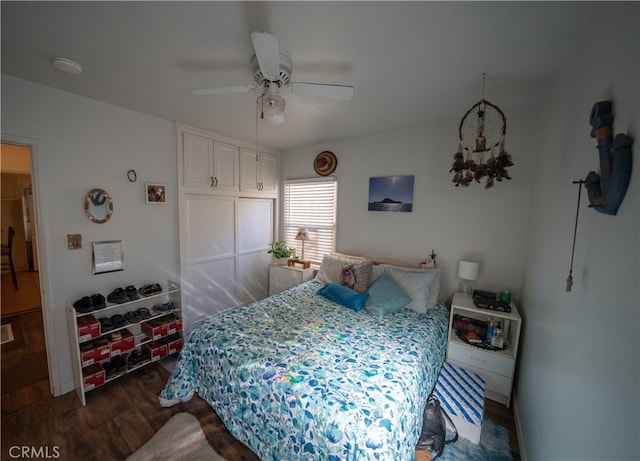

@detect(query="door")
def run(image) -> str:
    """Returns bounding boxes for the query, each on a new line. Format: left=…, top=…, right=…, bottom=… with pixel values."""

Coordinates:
left=0, top=141, right=50, bottom=410
left=237, top=198, right=274, bottom=304
left=182, top=194, right=237, bottom=329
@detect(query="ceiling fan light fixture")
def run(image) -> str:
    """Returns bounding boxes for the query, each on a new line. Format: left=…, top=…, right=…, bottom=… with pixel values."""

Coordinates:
left=262, top=93, right=286, bottom=118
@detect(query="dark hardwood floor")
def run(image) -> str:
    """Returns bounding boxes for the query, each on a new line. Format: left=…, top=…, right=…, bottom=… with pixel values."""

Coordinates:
left=2, top=361, right=521, bottom=461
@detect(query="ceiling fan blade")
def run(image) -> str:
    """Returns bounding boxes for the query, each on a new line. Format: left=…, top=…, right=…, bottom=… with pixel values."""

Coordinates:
left=250, top=31, right=280, bottom=81
left=289, top=82, right=354, bottom=101
left=190, top=85, right=256, bottom=96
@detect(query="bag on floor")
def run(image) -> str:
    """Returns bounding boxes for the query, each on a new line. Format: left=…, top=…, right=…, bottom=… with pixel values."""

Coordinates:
left=416, top=394, right=458, bottom=458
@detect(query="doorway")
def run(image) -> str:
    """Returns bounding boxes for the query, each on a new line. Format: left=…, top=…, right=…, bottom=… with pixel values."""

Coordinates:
left=0, top=142, right=49, bottom=415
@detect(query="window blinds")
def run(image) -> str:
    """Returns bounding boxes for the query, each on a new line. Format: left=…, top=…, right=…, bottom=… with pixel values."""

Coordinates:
left=284, top=177, right=337, bottom=265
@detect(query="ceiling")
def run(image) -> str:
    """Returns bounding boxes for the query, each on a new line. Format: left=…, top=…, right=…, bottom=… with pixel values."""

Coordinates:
left=1, top=2, right=594, bottom=152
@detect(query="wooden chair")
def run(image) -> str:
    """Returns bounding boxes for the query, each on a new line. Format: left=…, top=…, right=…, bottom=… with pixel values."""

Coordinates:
left=1, top=226, right=18, bottom=290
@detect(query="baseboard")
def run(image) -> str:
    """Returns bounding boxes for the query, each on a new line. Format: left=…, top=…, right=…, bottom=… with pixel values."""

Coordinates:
left=512, top=391, right=528, bottom=461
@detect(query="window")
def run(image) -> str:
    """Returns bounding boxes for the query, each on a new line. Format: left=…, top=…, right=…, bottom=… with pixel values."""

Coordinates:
left=284, top=177, right=337, bottom=265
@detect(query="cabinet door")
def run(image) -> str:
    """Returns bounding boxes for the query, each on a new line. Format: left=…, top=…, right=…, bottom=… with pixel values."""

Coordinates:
left=183, top=132, right=214, bottom=189
left=213, top=141, right=239, bottom=191
left=237, top=198, right=274, bottom=304
left=183, top=195, right=237, bottom=329
left=259, top=152, right=279, bottom=194
left=239, top=148, right=259, bottom=192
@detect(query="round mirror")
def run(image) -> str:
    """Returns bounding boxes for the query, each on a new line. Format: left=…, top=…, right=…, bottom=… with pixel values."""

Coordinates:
left=84, top=188, right=113, bottom=223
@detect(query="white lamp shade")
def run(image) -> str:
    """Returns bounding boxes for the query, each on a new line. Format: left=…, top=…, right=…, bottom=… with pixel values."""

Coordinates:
left=457, top=259, right=480, bottom=280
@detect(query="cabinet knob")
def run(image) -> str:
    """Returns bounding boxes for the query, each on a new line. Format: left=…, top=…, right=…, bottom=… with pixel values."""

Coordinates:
left=210, top=176, right=214, bottom=188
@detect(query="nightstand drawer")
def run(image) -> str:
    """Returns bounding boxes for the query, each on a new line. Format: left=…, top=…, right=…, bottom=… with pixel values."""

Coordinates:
left=447, top=359, right=512, bottom=397
left=447, top=341, right=514, bottom=378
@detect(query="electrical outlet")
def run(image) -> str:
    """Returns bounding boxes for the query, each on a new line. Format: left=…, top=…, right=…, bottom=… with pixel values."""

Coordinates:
left=68, top=234, right=82, bottom=250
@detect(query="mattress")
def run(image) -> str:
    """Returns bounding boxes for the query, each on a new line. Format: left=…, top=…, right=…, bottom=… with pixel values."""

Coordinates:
left=160, top=279, right=449, bottom=460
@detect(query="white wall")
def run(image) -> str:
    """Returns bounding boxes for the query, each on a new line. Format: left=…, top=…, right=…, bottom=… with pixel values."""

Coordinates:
left=281, top=110, right=537, bottom=304
left=518, top=3, right=639, bottom=460
left=1, top=75, right=179, bottom=395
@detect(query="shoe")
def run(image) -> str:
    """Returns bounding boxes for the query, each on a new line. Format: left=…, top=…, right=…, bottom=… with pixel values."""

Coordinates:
left=112, top=355, right=128, bottom=374
left=93, top=336, right=108, bottom=346
left=103, top=361, right=117, bottom=380
left=125, top=311, right=142, bottom=324
left=139, top=283, right=162, bottom=296
left=80, top=341, right=93, bottom=352
left=125, top=285, right=140, bottom=301
left=109, top=331, right=122, bottom=342
left=127, top=349, right=141, bottom=368
left=90, top=293, right=106, bottom=310
left=107, top=288, right=128, bottom=304
left=153, top=302, right=177, bottom=314
left=110, top=314, right=127, bottom=329
left=99, top=317, right=113, bottom=333
left=139, top=349, right=150, bottom=364
left=136, top=308, right=152, bottom=320
left=73, top=296, right=93, bottom=313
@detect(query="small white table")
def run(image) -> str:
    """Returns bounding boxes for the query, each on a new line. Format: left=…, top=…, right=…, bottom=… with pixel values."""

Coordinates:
left=446, top=292, right=522, bottom=407
left=268, top=264, right=314, bottom=296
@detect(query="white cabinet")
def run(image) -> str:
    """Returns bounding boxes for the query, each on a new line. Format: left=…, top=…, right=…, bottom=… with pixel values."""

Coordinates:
left=269, top=264, right=315, bottom=296
left=183, top=132, right=239, bottom=192
left=240, top=149, right=279, bottom=195
left=446, top=292, right=522, bottom=407
left=181, top=194, right=274, bottom=329
left=67, top=281, right=182, bottom=406
left=177, top=124, right=278, bottom=333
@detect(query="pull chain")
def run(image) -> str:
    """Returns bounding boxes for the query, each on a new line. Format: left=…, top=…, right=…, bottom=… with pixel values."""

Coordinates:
left=566, top=180, right=585, bottom=291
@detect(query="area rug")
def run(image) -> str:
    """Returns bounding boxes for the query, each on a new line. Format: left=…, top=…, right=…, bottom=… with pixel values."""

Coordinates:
left=125, top=413, right=228, bottom=461
left=1, top=324, right=14, bottom=344
left=439, top=419, right=513, bottom=461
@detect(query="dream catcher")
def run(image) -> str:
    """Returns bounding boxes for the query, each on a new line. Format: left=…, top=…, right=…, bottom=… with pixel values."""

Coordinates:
left=450, top=74, right=513, bottom=188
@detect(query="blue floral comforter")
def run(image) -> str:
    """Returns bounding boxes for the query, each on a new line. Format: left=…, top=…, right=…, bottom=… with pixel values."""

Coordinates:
left=160, top=279, right=449, bottom=460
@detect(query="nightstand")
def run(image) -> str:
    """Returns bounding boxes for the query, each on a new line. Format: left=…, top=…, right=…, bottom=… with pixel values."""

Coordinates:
left=446, top=292, right=522, bottom=407
left=268, top=264, right=314, bottom=296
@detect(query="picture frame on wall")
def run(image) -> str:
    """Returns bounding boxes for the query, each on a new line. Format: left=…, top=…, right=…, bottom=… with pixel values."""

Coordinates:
left=368, top=175, right=414, bottom=212
left=92, top=240, right=124, bottom=274
left=146, top=183, right=167, bottom=204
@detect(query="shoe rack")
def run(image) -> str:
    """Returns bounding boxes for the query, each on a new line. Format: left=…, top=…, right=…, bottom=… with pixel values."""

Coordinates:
left=66, top=280, right=182, bottom=406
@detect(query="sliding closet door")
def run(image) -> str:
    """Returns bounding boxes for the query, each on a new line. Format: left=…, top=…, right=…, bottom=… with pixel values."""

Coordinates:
left=183, top=194, right=237, bottom=329
left=237, top=198, right=274, bottom=305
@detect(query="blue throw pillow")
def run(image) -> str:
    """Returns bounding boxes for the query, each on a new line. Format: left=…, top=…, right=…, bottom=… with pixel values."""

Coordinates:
left=317, top=283, right=369, bottom=311
left=365, top=273, right=413, bottom=318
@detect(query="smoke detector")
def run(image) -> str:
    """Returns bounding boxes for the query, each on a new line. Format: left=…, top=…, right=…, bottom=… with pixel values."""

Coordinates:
left=51, top=57, right=83, bottom=75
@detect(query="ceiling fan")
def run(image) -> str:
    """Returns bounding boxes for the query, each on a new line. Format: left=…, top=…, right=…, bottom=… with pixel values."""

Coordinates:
left=190, top=31, right=354, bottom=124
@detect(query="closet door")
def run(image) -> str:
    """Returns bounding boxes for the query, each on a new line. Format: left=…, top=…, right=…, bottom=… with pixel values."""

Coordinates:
left=183, top=194, right=237, bottom=329
left=237, top=198, right=274, bottom=305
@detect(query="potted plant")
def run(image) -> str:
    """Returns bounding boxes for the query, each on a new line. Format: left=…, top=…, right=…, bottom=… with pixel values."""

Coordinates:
left=268, top=241, right=295, bottom=262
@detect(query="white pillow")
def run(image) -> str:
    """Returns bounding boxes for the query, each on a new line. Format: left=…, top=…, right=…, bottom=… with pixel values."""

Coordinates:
left=316, top=254, right=373, bottom=293
left=370, top=264, right=441, bottom=313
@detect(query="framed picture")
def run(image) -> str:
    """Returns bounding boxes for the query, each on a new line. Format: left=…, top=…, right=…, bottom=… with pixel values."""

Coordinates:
left=368, top=175, right=414, bottom=212
left=146, top=183, right=167, bottom=204
left=92, top=240, right=124, bottom=274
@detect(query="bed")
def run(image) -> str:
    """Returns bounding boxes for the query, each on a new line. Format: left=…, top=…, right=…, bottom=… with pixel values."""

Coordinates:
left=160, top=255, right=449, bottom=460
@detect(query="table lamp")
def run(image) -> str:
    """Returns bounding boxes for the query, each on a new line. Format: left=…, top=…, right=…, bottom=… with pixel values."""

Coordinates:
left=457, top=259, right=480, bottom=294
left=295, top=228, right=309, bottom=261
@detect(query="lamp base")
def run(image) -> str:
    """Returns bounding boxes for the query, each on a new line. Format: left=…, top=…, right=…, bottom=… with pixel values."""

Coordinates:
left=459, top=279, right=474, bottom=294
left=288, top=259, right=311, bottom=269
